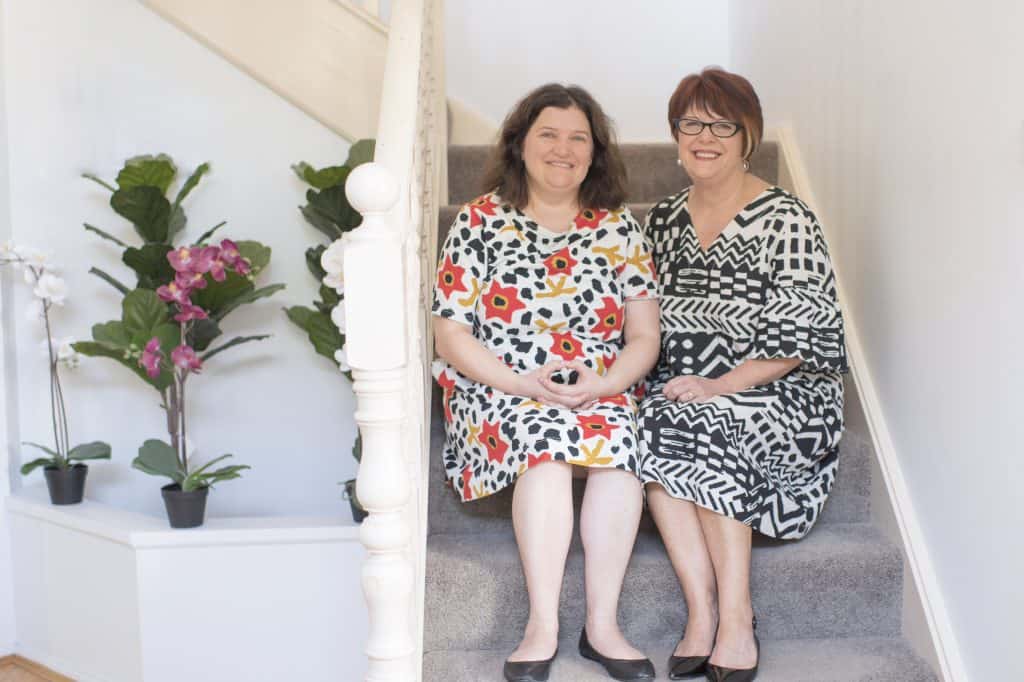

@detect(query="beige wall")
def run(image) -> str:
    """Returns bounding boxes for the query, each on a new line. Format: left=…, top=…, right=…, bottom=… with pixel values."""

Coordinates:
left=729, top=1, right=1023, bottom=679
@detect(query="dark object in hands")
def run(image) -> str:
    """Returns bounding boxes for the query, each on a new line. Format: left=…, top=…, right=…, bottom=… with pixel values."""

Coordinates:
left=551, top=369, right=579, bottom=385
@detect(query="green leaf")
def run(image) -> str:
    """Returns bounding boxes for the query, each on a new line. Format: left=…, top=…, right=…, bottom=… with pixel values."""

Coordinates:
left=345, top=139, right=375, bottom=168
left=237, top=240, right=272, bottom=273
left=173, top=162, right=210, bottom=207
left=200, top=334, right=270, bottom=362
left=20, top=457, right=57, bottom=476
left=116, top=154, right=177, bottom=193
left=306, top=245, right=327, bottom=280
left=132, top=439, right=183, bottom=482
left=187, top=464, right=250, bottom=491
left=214, top=283, right=285, bottom=322
left=191, top=272, right=253, bottom=318
left=82, top=173, right=116, bottom=193
left=168, top=205, right=186, bottom=239
left=352, top=431, right=362, bottom=463
left=92, top=321, right=132, bottom=347
left=299, top=204, right=343, bottom=241
left=68, top=441, right=112, bottom=461
left=89, top=267, right=131, bottom=295
left=110, top=186, right=171, bottom=243
left=122, top=289, right=170, bottom=336
left=315, top=284, right=341, bottom=315
left=83, top=223, right=129, bottom=247
left=72, top=340, right=174, bottom=391
left=298, top=163, right=351, bottom=191
left=187, top=318, right=222, bottom=353
left=23, top=441, right=60, bottom=457
left=285, top=307, right=344, bottom=361
left=122, top=244, right=174, bottom=290
left=186, top=453, right=233, bottom=478
left=196, top=221, right=227, bottom=245
left=305, top=185, right=361, bottom=235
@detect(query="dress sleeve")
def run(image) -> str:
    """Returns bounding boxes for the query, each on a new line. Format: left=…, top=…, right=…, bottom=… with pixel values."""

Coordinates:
left=749, top=203, right=848, bottom=373
left=431, top=203, right=487, bottom=327
left=619, top=211, right=659, bottom=301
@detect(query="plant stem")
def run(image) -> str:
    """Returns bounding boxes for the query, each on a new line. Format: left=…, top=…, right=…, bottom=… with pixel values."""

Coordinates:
left=166, top=381, right=180, bottom=460
left=40, top=290, right=65, bottom=465
left=179, top=373, right=188, bottom=477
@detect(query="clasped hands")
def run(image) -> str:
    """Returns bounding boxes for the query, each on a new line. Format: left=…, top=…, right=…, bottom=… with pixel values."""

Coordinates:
left=516, top=360, right=609, bottom=410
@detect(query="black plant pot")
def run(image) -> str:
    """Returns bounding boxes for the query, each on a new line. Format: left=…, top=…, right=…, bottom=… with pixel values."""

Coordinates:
left=344, top=480, right=368, bottom=523
left=44, top=464, right=88, bottom=505
left=161, top=484, right=209, bottom=528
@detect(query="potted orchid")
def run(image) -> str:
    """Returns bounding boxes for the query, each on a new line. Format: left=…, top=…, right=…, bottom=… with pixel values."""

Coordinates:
left=1, top=242, right=111, bottom=504
left=74, top=155, right=283, bottom=527
left=286, top=139, right=372, bottom=522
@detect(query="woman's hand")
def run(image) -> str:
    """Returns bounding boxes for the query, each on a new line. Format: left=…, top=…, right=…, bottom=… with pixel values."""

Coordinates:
left=515, top=362, right=582, bottom=408
left=663, top=374, right=731, bottom=403
left=539, top=360, right=612, bottom=410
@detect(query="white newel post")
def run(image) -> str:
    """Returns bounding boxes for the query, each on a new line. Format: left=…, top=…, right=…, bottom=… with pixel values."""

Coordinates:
left=338, top=163, right=416, bottom=681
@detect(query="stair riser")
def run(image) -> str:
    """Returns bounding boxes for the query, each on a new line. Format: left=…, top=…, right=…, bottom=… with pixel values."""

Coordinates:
left=423, top=536, right=901, bottom=651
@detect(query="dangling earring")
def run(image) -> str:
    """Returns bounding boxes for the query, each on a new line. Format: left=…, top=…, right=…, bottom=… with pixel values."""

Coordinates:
left=743, top=159, right=750, bottom=172
left=676, top=159, right=683, bottom=166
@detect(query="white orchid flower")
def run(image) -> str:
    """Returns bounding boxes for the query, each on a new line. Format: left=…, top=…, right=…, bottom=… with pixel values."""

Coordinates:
left=56, top=337, right=77, bottom=361
left=0, top=241, right=16, bottom=260
left=330, top=303, right=346, bottom=332
left=33, top=273, right=67, bottom=305
left=334, top=347, right=351, bottom=372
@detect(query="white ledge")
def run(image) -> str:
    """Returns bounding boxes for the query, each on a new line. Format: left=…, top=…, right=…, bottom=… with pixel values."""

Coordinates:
left=6, top=487, right=360, bottom=549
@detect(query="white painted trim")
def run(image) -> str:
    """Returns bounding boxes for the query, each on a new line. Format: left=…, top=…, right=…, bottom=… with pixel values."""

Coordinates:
left=7, top=487, right=360, bottom=549
left=776, top=125, right=968, bottom=682
left=331, top=0, right=389, bottom=34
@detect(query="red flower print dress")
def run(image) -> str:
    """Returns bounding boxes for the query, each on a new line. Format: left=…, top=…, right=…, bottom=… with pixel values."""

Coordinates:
left=432, top=193, right=659, bottom=501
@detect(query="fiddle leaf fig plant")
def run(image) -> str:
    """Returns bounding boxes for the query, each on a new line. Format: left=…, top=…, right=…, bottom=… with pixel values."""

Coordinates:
left=286, top=139, right=373, bottom=516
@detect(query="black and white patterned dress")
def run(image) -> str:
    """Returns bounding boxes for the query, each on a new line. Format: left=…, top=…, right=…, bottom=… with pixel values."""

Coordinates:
left=433, top=193, right=659, bottom=501
left=638, top=186, right=846, bottom=539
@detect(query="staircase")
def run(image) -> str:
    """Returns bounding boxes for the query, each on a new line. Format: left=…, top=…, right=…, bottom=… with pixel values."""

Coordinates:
left=421, top=143, right=938, bottom=681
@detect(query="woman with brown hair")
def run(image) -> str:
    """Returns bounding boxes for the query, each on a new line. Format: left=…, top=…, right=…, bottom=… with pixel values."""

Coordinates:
left=433, top=83, right=660, bottom=681
left=638, top=68, right=847, bottom=681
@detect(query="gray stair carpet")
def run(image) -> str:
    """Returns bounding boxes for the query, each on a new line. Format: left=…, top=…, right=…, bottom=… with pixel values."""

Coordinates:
left=423, top=143, right=937, bottom=681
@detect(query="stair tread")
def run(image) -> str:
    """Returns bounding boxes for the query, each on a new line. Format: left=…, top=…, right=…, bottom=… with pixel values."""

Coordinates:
left=422, top=636, right=937, bottom=682
left=424, top=524, right=902, bottom=650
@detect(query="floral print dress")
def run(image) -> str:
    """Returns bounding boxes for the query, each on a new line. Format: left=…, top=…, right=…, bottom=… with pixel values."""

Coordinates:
left=432, top=193, right=659, bottom=501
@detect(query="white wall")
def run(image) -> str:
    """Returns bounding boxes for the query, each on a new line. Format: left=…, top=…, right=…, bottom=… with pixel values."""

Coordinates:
left=1, top=0, right=359, bottom=519
left=730, top=2, right=1024, bottom=679
left=0, top=0, right=19, bottom=655
left=445, top=0, right=731, bottom=141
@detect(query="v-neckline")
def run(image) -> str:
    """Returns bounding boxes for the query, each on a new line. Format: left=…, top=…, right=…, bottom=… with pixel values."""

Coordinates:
left=684, top=186, right=777, bottom=254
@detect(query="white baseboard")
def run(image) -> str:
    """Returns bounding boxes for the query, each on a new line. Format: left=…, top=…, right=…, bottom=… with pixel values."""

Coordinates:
left=775, top=125, right=968, bottom=682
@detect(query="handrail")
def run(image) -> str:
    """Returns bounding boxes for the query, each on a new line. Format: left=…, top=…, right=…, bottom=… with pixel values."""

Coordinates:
left=325, top=0, right=446, bottom=679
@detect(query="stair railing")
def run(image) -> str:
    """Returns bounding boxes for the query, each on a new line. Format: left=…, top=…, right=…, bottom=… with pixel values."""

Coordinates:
left=326, top=0, right=446, bottom=679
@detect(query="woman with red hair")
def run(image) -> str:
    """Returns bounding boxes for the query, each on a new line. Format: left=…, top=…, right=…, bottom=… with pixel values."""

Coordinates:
left=639, top=68, right=847, bottom=681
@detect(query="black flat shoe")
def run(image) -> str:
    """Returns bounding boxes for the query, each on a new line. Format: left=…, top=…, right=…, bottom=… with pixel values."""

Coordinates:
left=667, top=652, right=710, bottom=679
left=578, top=629, right=655, bottom=680
left=706, top=617, right=759, bottom=682
left=503, top=647, right=558, bottom=682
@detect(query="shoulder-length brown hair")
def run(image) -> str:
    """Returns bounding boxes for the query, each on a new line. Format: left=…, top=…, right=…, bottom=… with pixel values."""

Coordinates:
left=668, top=67, right=763, bottom=160
left=481, top=84, right=627, bottom=210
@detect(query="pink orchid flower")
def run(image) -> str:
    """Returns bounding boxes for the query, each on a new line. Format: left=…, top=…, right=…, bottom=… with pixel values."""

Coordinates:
left=218, top=239, right=241, bottom=266
left=156, top=281, right=192, bottom=306
left=233, top=258, right=252, bottom=276
left=175, top=271, right=207, bottom=291
left=139, top=337, right=163, bottom=379
left=174, top=303, right=208, bottom=323
left=208, top=258, right=228, bottom=282
left=170, top=345, right=202, bottom=373
left=168, top=246, right=215, bottom=274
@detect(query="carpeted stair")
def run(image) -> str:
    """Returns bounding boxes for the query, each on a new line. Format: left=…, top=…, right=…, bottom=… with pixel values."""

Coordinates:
left=422, top=143, right=938, bottom=681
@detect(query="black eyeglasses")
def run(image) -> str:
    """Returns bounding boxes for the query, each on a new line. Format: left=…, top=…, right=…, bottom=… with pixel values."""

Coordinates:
left=672, top=117, right=743, bottom=138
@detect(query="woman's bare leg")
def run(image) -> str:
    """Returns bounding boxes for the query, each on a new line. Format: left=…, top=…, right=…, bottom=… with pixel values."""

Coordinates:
left=697, top=506, right=757, bottom=668
left=579, top=467, right=646, bottom=659
left=646, top=484, right=718, bottom=657
left=508, top=460, right=574, bottom=661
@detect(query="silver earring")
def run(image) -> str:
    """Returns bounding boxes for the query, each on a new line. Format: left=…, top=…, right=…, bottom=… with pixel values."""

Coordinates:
left=676, top=159, right=683, bottom=166
left=743, top=159, right=750, bottom=172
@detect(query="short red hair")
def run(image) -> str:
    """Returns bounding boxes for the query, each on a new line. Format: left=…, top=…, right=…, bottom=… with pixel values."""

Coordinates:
left=667, top=67, right=763, bottom=160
